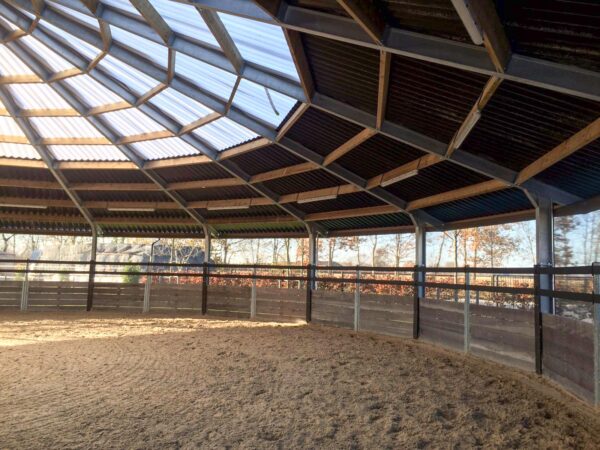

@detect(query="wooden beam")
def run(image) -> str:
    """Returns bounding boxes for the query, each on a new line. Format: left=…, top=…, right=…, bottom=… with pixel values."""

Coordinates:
left=459, top=0, right=511, bottom=72
left=249, top=162, right=317, bottom=183
left=323, top=128, right=376, bottom=166
left=83, top=200, right=176, bottom=209
left=367, top=154, right=442, bottom=188
left=275, top=103, right=309, bottom=142
left=144, top=154, right=212, bottom=170
left=87, top=101, right=130, bottom=116
left=117, top=129, right=173, bottom=145
left=407, top=179, right=507, bottom=210
left=0, top=211, right=86, bottom=223
left=376, top=51, right=391, bottom=130
left=0, top=178, right=62, bottom=189
left=95, top=216, right=196, bottom=225
left=284, top=30, right=314, bottom=101
left=71, top=182, right=160, bottom=191
left=40, top=137, right=111, bottom=145
left=336, top=0, right=386, bottom=44
left=218, top=137, right=272, bottom=160
left=167, top=178, right=245, bottom=190
left=178, top=112, right=220, bottom=135
left=306, top=204, right=397, bottom=221
left=446, top=76, right=502, bottom=157
left=0, top=196, right=73, bottom=208
left=130, top=0, right=173, bottom=45
left=57, top=161, right=138, bottom=170
left=515, top=117, right=600, bottom=185
left=188, top=197, right=273, bottom=209
left=199, top=9, right=243, bottom=73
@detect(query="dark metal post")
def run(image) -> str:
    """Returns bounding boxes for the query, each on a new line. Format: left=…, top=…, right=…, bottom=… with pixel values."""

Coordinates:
left=413, top=265, right=420, bottom=339
left=201, top=262, right=208, bottom=315
left=86, top=232, right=97, bottom=312
left=534, top=264, right=543, bottom=375
left=306, top=263, right=312, bottom=323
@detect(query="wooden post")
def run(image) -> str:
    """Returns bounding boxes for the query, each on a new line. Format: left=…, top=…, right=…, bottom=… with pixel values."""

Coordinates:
left=251, top=267, right=257, bottom=319
left=592, top=262, right=599, bottom=407
left=201, top=262, right=208, bottom=315
left=413, top=265, right=420, bottom=339
left=20, top=260, right=29, bottom=311
left=354, top=267, right=360, bottom=332
left=305, top=263, right=312, bottom=323
left=534, top=264, right=543, bottom=375
left=464, top=266, right=471, bottom=353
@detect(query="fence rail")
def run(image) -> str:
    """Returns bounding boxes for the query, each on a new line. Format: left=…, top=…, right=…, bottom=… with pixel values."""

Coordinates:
left=0, top=259, right=598, bottom=407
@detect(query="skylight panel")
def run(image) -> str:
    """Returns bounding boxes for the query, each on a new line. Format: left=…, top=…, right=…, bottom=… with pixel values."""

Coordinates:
left=233, top=79, right=297, bottom=127
left=176, top=53, right=237, bottom=101
left=49, top=144, right=127, bottom=161
left=100, top=108, right=166, bottom=136
left=149, top=88, right=214, bottom=126
left=0, top=143, right=40, bottom=159
left=0, top=46, right=37, bottom=77
left=148, top=0, right=219, bottom=47
left=20, top=35, right=75, bottom=73
left=8, top=84, right=73, bottom=110
left=131, top=137, right=200, bottom=160
left=110, top=25, right=168, bottom=67
left=30, top=117, right=105, bottom=139
left=101, top=0, right=143, bottom=17
left=218, top=13, right=299, bottom=81
left=64, top=75, right=126, bottom=108
left=98, top=55, right=160, bottom=96
left=192, top=117, right=258, bottom=151
left=38, top=19, right=101, bottom=61
left=0, top=117, right=27, bottom=140
left=46, top=1, right=100, bottom=30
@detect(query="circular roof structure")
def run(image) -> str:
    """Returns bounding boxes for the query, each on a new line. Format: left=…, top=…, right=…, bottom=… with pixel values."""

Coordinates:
left=0, top=0, right=598, bottom=238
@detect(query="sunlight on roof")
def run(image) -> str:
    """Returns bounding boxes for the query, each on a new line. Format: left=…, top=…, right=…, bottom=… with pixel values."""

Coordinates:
left=30, top=117, right=105, bottom=139
left=234, top=79, right=297, bottom=127
left=149, top=88, right=214, bottom=126
left=0, top=46, right=36, bottom=77
left=131, top=137, right=200, bottom=160
left=8, top=84, right=72, bottom=110
left=149, top=0, right=219, bottom=47
left=64, top=75, right=126, bottom=108
left=0, top=116, right=27, bottom=139
left=20, top=35, right=75, bottom=73
left=49, top=144, right=128, bottom=161
left=0, top=142, right=39, bottom=159
left=100, top=108, right=166, bottom=137
left=192, top=117, right=258, bottom=151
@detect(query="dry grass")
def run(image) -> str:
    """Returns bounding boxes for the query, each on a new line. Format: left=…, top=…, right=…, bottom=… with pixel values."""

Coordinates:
left=0, top=310, right=599, bottom=449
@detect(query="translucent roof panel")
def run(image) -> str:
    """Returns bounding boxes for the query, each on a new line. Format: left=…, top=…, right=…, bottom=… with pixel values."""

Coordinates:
left=30, top=117, right=105, bottom=139
left=148, top=0, right=219, bottom=46
left=38, top=19, right=101, bottom=61
left=0, top=46, right=37, bottom=77
left=46, top=1, right=101, bottom=30
left=233, top=79, right=297, bottom=127
left=98, top=54, right=160, bottom=96
left=176, top=53, right=237, bottom=101
left=0, top=143, right=40, bottom=159
left=149, top=88, right=214, bottom=126
left=64, top=75, right=126, bottom=108
left=110, top=25, right=168, bottom=67
left=100, top=108, right=166, bottom=136
left=192, top=117, right=258, bottom=151
left=49, top=144, right=127, bottom=161
left=8, top=84, right=73, bottom=110
left=131, top=137, right=200, bottom=160
left=0, top=116, right=27, bottom=139
left=101, top=0, right=143, bottom=18
left=218, top=13, right=299, bottom=81
left=20, top=35, right=76, bottom=73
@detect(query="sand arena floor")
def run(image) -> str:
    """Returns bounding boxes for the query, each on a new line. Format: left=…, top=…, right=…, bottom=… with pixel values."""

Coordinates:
left=1, top=311, right=599, bottom=449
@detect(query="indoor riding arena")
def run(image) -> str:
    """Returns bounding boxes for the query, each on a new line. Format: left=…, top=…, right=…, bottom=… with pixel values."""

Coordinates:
left=0, top=0, right=599, bottom=449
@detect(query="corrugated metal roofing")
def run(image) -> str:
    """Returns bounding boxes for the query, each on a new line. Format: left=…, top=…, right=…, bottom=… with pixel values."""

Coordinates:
left=495, top=0, right=600, bottom=72
left=227, top=144, right=304, bottom=176
left=380, top=0, right=471, bottom=42
left=261, top=169, right=343, bottom=196
left=461, top=81, right=600, bottom=171
left=384, top=161, right=490, bottom=202
left=29, top=117, right=105, bottom=139
left=49, top=145, right=127, bottom=161
left=295, top=192, right=384, bottom=215
left=192, top=117, right=258, bottom=151
left=77, top=190, right=172, bottom=203
left=0, top=143, right=40, bottom=159
left=320, top=212, right=413, bottom=231
left=0, top=185, right=71, bottom=200
left=423, top=188, right=532, bottom=223
left=335, top=134, right=426, bottom=179
left=131, top=137, right=199, bottom=160
left=201, top=205, right=289, bottom=219
left=0, top=166, right=53, bottom=181
left=286, top=107, right=364, bottom=156
left=154, top=163, right=232, bottom=183
left=62, top=169, right=149, bottom=184
left=180, top=185, right=259, bottom=202
left=286, top=0, right=349, bottom=17
left=302, top=34, right=379, bottom=114
left=386, top=55, right=489, bottom=143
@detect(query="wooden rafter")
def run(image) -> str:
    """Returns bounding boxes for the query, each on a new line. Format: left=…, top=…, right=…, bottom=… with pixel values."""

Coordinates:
left=323, top=128, right=376, bottom=166
left=336, top=0, right=386, bottom=44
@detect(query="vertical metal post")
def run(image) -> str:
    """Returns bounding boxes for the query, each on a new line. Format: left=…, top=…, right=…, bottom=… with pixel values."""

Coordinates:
left=413, top=226, right=426, bottom=339
left=354, top=267, right=360, bottom=332
left=592, top=262, right=600, bottom=407
left=534, top=264, right=543, bottom=375
left=143, top=272, right=151, bottom=313
left=305, top=263, right=312, bottom=323
left=308, top=230, right=317, bottom=290
left=202, top=262, right=208, bottom=315
left=20, top=259, right=29, bottom=311
left=464, top=266, right=470, bottom=353
left=536, top=198, right=554, bottom=314
left=86, top=232, right=97, bottom=312
left=251, top=267, right=257, bottom=319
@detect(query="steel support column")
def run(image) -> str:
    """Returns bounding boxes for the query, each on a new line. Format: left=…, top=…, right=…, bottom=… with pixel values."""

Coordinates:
left=413, top=225, right=426, bottom=339
left=86, top=230, right=97, bottom=312
left=536, top=198, right=554, bottom=314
